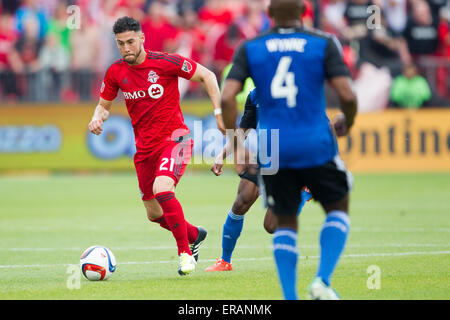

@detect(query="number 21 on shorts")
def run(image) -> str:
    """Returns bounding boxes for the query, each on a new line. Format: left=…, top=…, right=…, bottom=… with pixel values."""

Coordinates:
left=271, top=56, right=298, bottom=108
left=159, top=157, right=175, bottom=172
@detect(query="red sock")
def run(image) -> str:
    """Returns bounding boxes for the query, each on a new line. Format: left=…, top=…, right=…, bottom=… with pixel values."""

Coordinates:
left=151, top=216, right=198, bottom=243
left=187, top=222, right=199, bottom=244
left=155, top=191, right=191, bottom=255
left=150, top=216, right=170, bottom=231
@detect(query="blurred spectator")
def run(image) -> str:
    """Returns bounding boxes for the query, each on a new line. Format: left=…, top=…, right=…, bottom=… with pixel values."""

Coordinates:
left=341, top=0, right=374, bottom=72
left=70, top=13, right=100, bottom=101
left=390, top=63, right=432, bottom=108
left=47, top=1, right=72, bottom=52
left=223, top=0, right=248, bottom=20
left=116, top=0, right=146, bottom=23
left=141, top=0, right=178, bottom=52
left=175, top=7, right=206, bottom=63
left=0, top=11, right=23, bottom=101
left=302, top=0, right=315, bottom=28
left=15, top=0, right=48, bottom=40
left=321, top=0, right=358, bottom=73
left=36, top=0, right=59, bottom=18
left=45, top=0, right=72, bottom=100
left=15, top=14, right=43, bottom=101
left=403, top=0, right=440, bottom=56
left=175, top=6, right=206, bottom=97
left=1, top=0, right=21, bottom=14
left=96, top=0, right=127, bottom=72
left=380, top=0, right=408, bottom=36
left=212, top=23, right=247, bottom=76
left=436, top=6, right=450, bottom=98
left=177, top=0, right=206, bottom=13
left=199, top=0, right=233, bottom=68
left=427, top=0, right=449, bottom=21
left=342, top=0, right=372, bottom=41
left=322, top=0, right=347, bottom=36
left=362, top=16, right=412, bottom=76
left=354, top=62, right=392, bottom=112
left=39, top=33, right=70, bottom=101
left=237, top=0, right=271, bottom=37
left=198, top=0, right=233, bottom=26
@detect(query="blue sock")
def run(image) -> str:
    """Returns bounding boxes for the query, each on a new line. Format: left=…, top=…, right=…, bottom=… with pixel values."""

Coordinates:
left=273, top=228, right=298, bottom=300
left=221, top=210, right=244, bottom=263
left=317, top=211, right=350, bottom=286
left=297, top=189, right=312, bottom=216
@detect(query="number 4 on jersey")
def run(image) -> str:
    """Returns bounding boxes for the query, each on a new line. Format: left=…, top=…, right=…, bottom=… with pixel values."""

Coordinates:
left=270, top=56, right=298, bottom=108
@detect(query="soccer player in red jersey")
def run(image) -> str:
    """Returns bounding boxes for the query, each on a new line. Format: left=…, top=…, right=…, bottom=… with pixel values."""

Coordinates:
left=88, top=16, right=224, bottom=276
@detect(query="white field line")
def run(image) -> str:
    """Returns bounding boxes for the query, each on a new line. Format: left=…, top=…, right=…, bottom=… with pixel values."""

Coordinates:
left=1, top=226, right=449, bottom=232
left=1, top=243, right=449, bottom=252
left=0, top=250, right=448, bottom=269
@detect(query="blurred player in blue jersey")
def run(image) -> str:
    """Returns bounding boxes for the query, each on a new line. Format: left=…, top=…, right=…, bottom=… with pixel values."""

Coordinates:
left=221, top=0, right=358, bottom=300
left=205, top=88, right=312, bottom=272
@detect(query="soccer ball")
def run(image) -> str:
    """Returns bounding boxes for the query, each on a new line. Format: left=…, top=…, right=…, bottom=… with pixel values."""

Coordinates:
left=80, top=246, right=117, bottom=281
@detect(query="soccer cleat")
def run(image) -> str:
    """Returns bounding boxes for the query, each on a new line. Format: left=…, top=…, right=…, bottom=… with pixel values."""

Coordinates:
left=190, top=226, right=207, bottom=262
left=178, top=252, right=196, bottom=276
left=205, top=258, right=233, bottom=272
left=307, top=277, right=340, bottom=300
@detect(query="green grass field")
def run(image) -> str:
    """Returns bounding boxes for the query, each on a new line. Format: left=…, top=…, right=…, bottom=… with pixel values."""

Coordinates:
left=0, top=171, right=449, bottom=300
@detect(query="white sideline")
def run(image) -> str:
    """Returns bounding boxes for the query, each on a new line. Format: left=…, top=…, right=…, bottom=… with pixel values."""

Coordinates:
left=1, top=226, right=449, bottom=232
left=0, top=250, right=448, bottom=269
left=1, top=243, right=449, bottom=252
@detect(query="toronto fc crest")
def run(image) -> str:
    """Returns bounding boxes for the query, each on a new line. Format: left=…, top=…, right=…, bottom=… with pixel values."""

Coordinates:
left=148, top=70, right=159, bottom=83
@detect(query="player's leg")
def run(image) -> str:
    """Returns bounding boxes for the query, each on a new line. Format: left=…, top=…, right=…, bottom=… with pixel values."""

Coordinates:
left=262, top=169, right=303, bottom=300
left=305, top=156, right=352, bottom=299
left=224, top=177, right=259, bottom=262
left=144, top=198, right=199, bottom=244
left=153, top=138, right=202, bottom=275
left=311, top=194, right=349, bottom=298
left=153, top=175, right=196, bottom=275
left=263, top=187, right=312, bottom=234
left=153, top=175, right=192, bottom=254
left=136, top=153, right=200, bottom=248
left=206, top=176, right=259, bottom=271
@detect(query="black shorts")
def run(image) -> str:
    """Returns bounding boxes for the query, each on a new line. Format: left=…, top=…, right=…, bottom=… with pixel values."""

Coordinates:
left=239, top=170, right=258, bottom=186
left=261, top=156, right=352, bottom=215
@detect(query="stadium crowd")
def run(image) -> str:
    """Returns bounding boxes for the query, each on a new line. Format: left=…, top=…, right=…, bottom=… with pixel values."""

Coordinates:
left=0, top=0, right=449, bottom=108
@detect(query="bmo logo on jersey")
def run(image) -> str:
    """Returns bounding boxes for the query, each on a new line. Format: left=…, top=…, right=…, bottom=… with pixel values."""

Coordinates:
left=122, top=84, right=164, bottom=100
left=123, top=90, right=146, bottom=100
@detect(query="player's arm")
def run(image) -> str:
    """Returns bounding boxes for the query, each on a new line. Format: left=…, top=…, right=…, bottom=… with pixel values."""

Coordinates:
left=190, top=63, right=225, bottom=135
left=221, top=42, right=250, bottom=132
left=329, top=76, right=357, bottom=137
left=221, top=43, right=255, bottom=174
left=221, top=78, right=247, bottom=160
left=324, top=35, right=358, bottom=137
left=88, top=98, right=112, bottom=136
left=210, top=139, right=233, bottom=176
left=213, top=74, right=257, bottom=175
left=89, top=64, right=119, bottom=135
left=221, top=79, right=243, bottom=132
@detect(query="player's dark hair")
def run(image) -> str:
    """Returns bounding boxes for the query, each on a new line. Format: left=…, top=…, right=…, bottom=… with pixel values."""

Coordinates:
left=113, top=16, right=142, bottom=34
left=268, top=0, right=305, bottom=24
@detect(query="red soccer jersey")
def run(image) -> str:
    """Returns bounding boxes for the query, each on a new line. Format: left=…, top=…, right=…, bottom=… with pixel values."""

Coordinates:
left=100, top=50, right=197, bottom=161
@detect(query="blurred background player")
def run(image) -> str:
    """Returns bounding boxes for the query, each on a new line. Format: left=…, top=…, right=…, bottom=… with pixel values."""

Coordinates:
left=88, top=16, right=225, bottom=276
left=221, top=0, right=357, bottom=300
left=206, top=88, right=312, bottom=272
